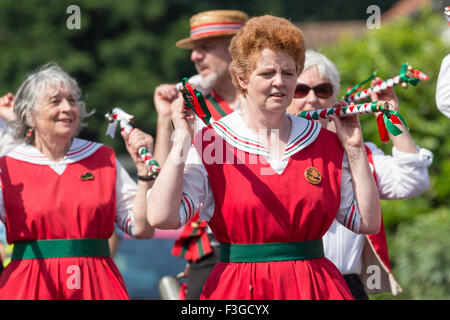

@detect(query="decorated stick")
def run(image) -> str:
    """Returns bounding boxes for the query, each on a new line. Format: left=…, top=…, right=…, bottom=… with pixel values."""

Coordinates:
left=343, top=63, right=429, bottom=103
left=296, top=101, right=409, bottom=143
left=178, top=77, right=211, bottom=125
left=105, top=107, right=160, bottom=179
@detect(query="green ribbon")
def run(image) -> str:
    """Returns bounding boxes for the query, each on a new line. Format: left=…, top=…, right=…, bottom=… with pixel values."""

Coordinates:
left=383, top=110, right=409, bottom=136
left=399, top=63, right=420, bottom=86
left=344, top=71, right=377, bottom=98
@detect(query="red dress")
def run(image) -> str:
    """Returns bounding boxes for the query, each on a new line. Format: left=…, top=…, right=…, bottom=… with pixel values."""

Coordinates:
left=0, top=140, right=129, bottom=300
left=194, top=117, right=354, bottom=300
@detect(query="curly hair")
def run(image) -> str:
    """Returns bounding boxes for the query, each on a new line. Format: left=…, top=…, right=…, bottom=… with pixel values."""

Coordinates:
left=11, top=62, right=92, bottom=143
left=229, top=15, right=305, bottom=93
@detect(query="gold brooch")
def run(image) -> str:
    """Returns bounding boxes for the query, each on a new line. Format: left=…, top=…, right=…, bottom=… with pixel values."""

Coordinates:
left=80, top=172, right=94, bottom=181
left=304, top=167, right=321, bottom=185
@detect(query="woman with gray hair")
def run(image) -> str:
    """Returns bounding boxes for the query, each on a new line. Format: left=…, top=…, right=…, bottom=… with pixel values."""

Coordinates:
left=288, top=50, right=433, bottom=299
left=0, top=63, right=155, bottom=299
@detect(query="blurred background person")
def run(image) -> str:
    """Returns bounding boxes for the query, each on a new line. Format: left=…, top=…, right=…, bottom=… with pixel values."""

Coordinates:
left=436, top=54, right=450, bottom=118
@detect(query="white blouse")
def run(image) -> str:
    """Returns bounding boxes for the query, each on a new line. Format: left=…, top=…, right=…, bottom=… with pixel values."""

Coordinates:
left=323, top=141, right=433, bottom=275
left=176, top=111, right=362, bottom=234
left=0, top=118, right=18, bottom=157
left=0, top=138, right=138, bottom=237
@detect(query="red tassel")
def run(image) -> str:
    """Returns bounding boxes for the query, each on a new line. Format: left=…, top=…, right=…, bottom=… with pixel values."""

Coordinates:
left=376, top=113, right=389, bottom=143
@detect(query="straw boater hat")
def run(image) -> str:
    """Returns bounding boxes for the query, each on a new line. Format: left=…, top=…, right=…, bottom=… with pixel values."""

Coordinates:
left=176, top=10, right=249, bottom=49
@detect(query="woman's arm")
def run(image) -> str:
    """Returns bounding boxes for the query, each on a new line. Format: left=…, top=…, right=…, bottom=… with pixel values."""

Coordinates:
left=367, top=77, right=433, bottom=199
left=153, top=84, right=179, bottom=167
left=120, top=128, right=156, bottom=238
left=331, top=110, right=381, bottom=235
left=147, top=97, right=196, bottom=229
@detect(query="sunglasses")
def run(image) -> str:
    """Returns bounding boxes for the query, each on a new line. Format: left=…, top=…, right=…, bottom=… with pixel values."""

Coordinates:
left=294, top=83, right=333, bottom=99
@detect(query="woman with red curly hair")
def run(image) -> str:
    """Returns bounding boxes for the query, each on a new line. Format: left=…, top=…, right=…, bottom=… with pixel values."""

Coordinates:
left=148, top=15, right=381, bottom=300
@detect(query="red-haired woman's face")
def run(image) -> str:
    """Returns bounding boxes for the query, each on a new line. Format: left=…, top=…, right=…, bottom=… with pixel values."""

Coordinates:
left=240, top=48, right=297, bottom=114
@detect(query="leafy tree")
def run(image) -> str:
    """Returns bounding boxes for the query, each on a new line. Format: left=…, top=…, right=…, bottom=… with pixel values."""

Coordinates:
left=390, top=208, right=450, bottom=299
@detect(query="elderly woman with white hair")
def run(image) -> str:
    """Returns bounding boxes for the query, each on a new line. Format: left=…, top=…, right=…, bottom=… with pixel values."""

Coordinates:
left=0, top=63, right=155, bottom=299
left=287, top=50, right=433, bottom=299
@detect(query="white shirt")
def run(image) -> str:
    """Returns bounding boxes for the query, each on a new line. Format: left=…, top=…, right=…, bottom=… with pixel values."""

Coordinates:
left=0, top=138, right=138, bottom=237
left=323, top=142, right=433, bottom=275
left=436, top=53, right=450, bottom=118
left=0, top=118, right=18, bottom=157
left=176, top=111, right=362, bottom=234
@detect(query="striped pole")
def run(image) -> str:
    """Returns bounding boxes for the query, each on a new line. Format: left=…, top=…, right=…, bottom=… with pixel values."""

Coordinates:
left=296, top=101, right=409, bottom=143
left=343, top=63, right=429, bottom=103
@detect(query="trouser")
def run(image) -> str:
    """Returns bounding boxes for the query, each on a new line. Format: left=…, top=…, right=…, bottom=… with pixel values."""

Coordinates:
left=343, top=274, right=369, bottom=300
left=185, top=245, right=220, bottom=300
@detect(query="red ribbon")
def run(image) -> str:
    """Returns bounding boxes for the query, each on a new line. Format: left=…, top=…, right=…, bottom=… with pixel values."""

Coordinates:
left=376, top=113, right=389, bottom=143
left=185, top=82, right=206, bottom=118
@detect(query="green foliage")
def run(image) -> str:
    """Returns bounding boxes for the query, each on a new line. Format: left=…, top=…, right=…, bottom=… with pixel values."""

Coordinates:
left=390, top=208, right=450, bottom=299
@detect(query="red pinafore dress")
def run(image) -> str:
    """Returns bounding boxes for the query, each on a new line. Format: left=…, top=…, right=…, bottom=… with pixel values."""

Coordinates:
left=0, top=142, right=129, bottom=299
left=196, top=122, right=354, bottom=300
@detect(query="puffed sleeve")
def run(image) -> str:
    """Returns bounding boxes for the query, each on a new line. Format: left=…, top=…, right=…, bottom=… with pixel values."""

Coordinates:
left=179, top=145, right=215, bottom=225
left=115, top=159, right=138, bottom=236
left=0, top=118, right=17, bottom=157
left=335, top=153, right=361, bottom=234
left=365, top=142, right=433, bottom=200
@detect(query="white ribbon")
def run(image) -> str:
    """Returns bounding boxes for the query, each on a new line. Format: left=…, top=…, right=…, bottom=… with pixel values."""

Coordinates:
left=105, top=107, right=134, bottom=138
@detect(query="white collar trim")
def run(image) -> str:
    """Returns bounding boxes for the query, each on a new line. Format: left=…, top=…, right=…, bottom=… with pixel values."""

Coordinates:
left=7, top=138, right=103, bottom=168
left=211, top=112, right=321, bottom=160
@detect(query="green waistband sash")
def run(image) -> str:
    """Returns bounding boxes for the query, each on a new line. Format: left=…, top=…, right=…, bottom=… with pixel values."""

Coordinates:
left=220, top=239, right=324, bottom=263
left=12, top=239, right=110, bottom=260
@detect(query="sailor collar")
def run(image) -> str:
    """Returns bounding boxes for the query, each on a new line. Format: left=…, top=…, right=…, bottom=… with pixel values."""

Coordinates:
left=210, top=111, right=321, bottom=160
left=6, top=138, right=103, bottom=166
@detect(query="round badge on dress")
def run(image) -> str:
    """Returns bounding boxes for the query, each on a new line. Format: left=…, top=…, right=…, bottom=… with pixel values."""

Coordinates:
left=304, top=167, right=321, bottom=185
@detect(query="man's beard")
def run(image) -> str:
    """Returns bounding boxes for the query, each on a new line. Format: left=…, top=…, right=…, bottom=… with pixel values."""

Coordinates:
left=199, top=72, right=219, bottom=89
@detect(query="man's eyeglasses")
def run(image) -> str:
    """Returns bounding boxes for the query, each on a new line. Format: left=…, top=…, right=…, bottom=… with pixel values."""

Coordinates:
left=294, top=83, right=333, bottom=99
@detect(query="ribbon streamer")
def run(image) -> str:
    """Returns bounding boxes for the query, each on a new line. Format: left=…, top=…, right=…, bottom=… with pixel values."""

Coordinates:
left=179, top=77, right=212, bottom=125
left=296, top=101, right=409, bottom=143
left=105, top=107, right=160, bottom=179
left=343, top=63, right=429, bottom=103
